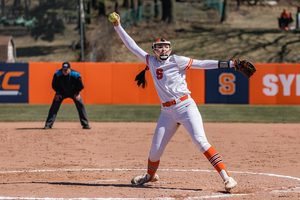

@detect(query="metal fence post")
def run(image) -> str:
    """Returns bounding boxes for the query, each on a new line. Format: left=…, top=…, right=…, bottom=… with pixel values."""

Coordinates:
left=79, top=0, right=85, bottom=62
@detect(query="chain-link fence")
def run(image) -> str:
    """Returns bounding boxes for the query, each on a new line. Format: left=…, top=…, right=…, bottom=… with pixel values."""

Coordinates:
left=120, top=3, right=161, bottom=28
left=120, top=1, right=223, bottom=29
left=205, top=0, right=223, bottom=16
left=175, top=1, right=222, bottom=22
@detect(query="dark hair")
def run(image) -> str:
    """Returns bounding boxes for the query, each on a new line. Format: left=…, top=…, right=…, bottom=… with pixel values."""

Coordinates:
left=135, top=66, right=148, bottom=88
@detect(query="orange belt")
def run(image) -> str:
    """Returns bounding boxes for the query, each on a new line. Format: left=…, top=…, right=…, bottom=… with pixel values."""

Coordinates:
left=162, top=95, right=188, bottom=107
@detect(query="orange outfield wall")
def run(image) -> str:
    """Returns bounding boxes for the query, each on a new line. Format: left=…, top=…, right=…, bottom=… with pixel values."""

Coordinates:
left=249, top=63, right=300, bottom=104
left=28, top=62, right=205, bottom=104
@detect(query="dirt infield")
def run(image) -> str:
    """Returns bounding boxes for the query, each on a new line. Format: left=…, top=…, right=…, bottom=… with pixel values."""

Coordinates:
left=0, top=122, right=299, bottom=200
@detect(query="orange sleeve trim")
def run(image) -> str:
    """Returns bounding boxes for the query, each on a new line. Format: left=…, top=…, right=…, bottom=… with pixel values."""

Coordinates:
left=185, top=58, right=193, bottom=70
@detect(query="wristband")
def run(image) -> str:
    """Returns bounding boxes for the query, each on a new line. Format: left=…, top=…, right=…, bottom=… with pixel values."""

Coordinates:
left=218, top=61, right=230, bottom=68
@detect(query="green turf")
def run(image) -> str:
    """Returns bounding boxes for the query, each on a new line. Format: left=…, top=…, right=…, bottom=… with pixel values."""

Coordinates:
left=0, top=104, right=299, bottom=123
left=197, top=104, right=300, bottom=123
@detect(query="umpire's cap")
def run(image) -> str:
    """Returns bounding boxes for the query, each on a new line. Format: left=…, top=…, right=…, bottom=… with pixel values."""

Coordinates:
left=62, top=62, right=70, bottom=69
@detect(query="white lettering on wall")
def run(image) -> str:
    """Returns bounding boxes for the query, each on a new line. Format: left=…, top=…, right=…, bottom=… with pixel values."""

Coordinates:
left=263, top=74, right=278, bottom=96
left=279, top=74, right=295, bottom=96
left=263, top=74, right=300, bottom=96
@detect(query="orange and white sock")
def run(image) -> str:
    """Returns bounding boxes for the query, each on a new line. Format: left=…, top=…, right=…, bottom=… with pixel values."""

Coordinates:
left=204, top=146, right=230, bottom=181
left=147, top=158, right=160, bottom=180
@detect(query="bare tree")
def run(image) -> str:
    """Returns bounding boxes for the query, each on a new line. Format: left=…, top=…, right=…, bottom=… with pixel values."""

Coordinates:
left=161, top=0, right=168, bottom=21
left=114, top=0, right=119, bottom=13
left=24, top=0, right=31, bottom=20
left=221, top=0, right=230, bottom=23
left=162, top=0, right=175, bottom=24
left=13, top=0, right=21, bottom=6
left=86, top=0, right=91, bottom=24
left=138, top=0, right=143, bottom=6
left=122, top=0, right=129, bottom=9
left=169, top=0, right=175, bottom=24
left=98, top=1, right=105, bottom=16
left=12, top=0, right=21, bottom=17
left=130, top=0, right=135, bottom=9
left=1, top=0, right=5, bottom=17
left=29, top=0, right=75, bottom=41
left=236, top=0, right=240, bottom=10
left=154, top=0, right=158, bottom=18
left=92, top=0, right=105, bottom=16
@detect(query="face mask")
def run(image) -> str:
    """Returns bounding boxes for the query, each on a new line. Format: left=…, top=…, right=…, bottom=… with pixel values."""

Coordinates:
left=152, top=39, right=172, bottom=60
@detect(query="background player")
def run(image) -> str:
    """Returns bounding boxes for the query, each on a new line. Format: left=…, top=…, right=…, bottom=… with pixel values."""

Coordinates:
left=110, top=12, right=238, bottom=192
left=278, top=8, right=293, bottom=30
left=44, top=62, right=91, bottom=130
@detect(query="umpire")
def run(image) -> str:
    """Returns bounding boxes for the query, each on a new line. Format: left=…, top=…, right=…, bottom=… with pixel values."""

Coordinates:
left=44, top=62, right=91, bottom=129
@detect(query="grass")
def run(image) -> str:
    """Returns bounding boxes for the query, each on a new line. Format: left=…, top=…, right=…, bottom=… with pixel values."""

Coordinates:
left=197, top=104, right=300, bottom=123
left=0, top=104, right=300, bottom=123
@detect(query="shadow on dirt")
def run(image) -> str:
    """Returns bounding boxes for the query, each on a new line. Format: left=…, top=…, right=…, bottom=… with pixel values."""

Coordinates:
left=16, top=45, right=69, bottom=57
left=15, top=128, right=44, bottom=130
left=1, top=181, right=203, bottom=192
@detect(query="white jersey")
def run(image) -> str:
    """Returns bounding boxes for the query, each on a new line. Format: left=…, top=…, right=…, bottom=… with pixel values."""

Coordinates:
left=114, top=25, right=230, bottom=103
left=146, top=54, right=193, bottom=102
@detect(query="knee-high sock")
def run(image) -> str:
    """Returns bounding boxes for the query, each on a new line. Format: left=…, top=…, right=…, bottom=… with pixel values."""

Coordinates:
left=204, top=146, right=230, bottom=181
left=147, top=158, right=160, bottom=180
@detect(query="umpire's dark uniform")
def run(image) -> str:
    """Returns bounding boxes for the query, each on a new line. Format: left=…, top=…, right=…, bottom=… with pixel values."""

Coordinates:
left=44, top=62, right=90, bottom=129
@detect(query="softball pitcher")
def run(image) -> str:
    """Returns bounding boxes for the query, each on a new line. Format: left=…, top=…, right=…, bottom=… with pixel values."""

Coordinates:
left=111, top=12, right=237, bottom=192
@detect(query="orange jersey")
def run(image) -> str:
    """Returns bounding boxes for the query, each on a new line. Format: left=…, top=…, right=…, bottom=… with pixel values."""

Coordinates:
left=281, top=11, right=290, bottom=19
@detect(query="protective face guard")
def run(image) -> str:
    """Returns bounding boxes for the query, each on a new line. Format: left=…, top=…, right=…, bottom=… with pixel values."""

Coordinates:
left=152, top=38, right=172, bottom=60
left=153, top=49, right=172, bottom=60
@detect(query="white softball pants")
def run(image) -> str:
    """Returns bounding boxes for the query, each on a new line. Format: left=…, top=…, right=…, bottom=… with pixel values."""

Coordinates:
left=149, top=96, right=211, bottom=162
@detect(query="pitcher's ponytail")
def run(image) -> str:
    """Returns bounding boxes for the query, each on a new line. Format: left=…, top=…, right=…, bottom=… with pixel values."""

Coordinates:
left=135, top=66, right=148, bottom=88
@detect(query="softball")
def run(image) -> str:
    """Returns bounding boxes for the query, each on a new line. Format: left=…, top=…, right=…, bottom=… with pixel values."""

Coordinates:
left=108, top=13, right=118, bottom=23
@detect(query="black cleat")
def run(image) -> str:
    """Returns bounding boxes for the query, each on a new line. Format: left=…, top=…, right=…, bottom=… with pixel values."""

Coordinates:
left=83, top=125, right=91, bottom=129
left=43, top=125, right=52, bottom=129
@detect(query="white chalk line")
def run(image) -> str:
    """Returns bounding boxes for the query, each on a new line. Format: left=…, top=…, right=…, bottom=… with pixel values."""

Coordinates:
left=271, top=187, right=300, bottom=193
left=0, top=194, right=250, bottom=200
left=229, top=170, right=300, bottom=181
left=0, top=168, right=299, bottom=200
